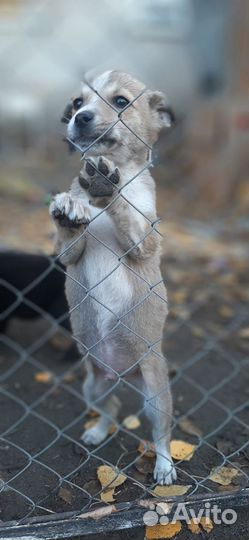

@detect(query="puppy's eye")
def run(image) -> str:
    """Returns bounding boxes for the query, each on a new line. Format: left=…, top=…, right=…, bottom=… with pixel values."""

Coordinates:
left=114, top=96, right=130, bottom=109
left=73, top=97, right=83, bottom=110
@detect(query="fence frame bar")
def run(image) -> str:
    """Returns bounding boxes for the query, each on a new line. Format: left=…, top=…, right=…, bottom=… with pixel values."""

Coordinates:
left=0, top=488, right=248, bottom=539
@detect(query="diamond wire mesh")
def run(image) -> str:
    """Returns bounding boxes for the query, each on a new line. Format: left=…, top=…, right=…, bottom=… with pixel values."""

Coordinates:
left=0, top=73, right=249, bottom=534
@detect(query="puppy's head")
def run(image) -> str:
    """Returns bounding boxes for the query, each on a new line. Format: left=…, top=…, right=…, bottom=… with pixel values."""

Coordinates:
left=63, top=70, right=174, bottom=162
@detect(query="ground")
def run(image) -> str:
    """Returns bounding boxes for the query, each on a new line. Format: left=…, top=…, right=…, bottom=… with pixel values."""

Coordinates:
left=0, top=165, right=249, bottom=525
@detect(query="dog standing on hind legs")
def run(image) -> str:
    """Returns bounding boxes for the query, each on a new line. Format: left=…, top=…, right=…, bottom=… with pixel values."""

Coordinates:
left=50, top=69, right=177, bottom=484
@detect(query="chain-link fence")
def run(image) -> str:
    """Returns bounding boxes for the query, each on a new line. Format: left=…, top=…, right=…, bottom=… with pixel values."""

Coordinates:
left=1, top=2, right=249, bottom=539
left=1, top=70, right=249, bottom=540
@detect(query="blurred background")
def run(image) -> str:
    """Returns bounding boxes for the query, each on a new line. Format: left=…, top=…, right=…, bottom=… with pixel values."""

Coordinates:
left=0, top=0, right=249, bottom=524
left=0, top=0, right=248, bottom=252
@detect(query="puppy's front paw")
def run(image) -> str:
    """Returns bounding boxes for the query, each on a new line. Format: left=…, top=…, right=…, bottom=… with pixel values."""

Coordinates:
left=79, top=156, right=120, bottom=201
left=49, top=192, right=90, bottom=228
left=154, top=454, right=177, bottom=485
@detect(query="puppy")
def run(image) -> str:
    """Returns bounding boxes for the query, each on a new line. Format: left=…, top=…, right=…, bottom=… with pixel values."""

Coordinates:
left=50, top=70, right=176, bottom=485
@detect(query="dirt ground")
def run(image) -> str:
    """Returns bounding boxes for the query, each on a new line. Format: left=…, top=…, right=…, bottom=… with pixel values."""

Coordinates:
left=0, top=166, right=249, bottom=525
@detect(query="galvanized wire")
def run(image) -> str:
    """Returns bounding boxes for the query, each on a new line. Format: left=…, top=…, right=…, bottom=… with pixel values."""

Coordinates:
left=0, top=74, right=249, bottom=533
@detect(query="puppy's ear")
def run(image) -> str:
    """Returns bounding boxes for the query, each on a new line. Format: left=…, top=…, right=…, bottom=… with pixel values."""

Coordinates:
left=61, top=102, right=73, bottom=124
left=147, top=91, right=175, bottom=130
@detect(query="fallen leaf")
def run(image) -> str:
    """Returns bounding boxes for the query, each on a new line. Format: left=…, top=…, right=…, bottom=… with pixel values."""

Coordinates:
left=187, top=517, right=213, bottom=534
left=63, top=372, right=77, bottom=383
left=0, top=176, right=44, bottom=202
left=138, top=440, right=156, bottom=458
left=179, top=309, right=190, bottom=321
left=170, top=440, right=197, bottom=461
left=171, top=289, right=187, bottom=304
left=97, top=465, right=126, bottom=489
left=50, top=333, right=73, bottom=350
left=100, top=489, right=115, bottom=503
left=217, top=484, right=240, bottom=493
left=35, top=371, right=53, bottom=383
left=123, top=415, right=141, bottom=430
left=146, top=521, right=182, bottom=539
left=219, top=305, right=234, bottom=318
left=187, top=519, right=201, bottom=534
left=200, top=517, right=213, bottom=532
left=238, top=328, right=249, bottom=339
left=79, top=505, right=115, bottom=519
left=179, top=418, right=202, bottom=438
left=210, top=466, right=238, bottom=486
left=58, top=487, right=73, bottom=505
left=152, top=485, right=191, bottom=498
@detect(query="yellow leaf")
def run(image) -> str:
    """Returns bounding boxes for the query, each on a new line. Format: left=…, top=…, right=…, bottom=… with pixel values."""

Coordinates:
left=35, top=371, right=53, bottom=383
left=63, top=372, right=77, bottom=383
left=97, top=465, right=126, bottom=489
left=171, top=290, right=187, bottom=304
left=187, top=517, right=213, bottom=534
left=200, top=517, right=213, bottom=532
left=170, top=440, right=197, bottom=461
left=187, top=519, right=201, bottom=534
left=50, top=333, right=73, bottom=350
left=238, top=328, right=249, bottom=339
left=219, top=306, right=234, bottom=318
left=210, top=466, right=238, bottom=486
left=146, top=521, right=182, bottom=539
left=100, top=489, right=115, bottom=503
left=123, top=415, right=141, bottom=430
left=152, top=485, right=191, bottom=498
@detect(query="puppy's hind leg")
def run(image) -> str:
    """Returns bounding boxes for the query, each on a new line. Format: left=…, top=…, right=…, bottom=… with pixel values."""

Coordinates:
left=82, top=362, right=120, bottom=446
left=141, top=354, right=177, bottom=485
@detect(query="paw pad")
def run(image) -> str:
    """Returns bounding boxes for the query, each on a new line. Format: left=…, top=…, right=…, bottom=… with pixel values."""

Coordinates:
left=79, top=156, right=120, bottom=198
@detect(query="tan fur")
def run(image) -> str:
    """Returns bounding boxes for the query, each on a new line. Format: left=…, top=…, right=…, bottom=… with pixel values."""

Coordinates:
left=50, top=70, right=176, bottom=485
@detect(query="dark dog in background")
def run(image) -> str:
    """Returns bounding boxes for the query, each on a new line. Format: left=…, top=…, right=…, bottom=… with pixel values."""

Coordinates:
left=0, top=251, right=71, bottom=340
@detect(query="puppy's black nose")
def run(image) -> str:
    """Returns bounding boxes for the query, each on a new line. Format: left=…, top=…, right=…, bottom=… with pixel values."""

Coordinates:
left=75, top=110, right=94, bottom=126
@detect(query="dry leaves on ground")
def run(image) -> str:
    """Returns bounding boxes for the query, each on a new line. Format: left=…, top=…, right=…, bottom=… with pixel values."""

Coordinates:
left=97, top=465, right=127, bottom=503
left=123, top=415, right=141, bottom=430
left=219, top=305, right=234, bottom=318
left=152, top=485, right=191, bottom=498
left=146, top=521, right=182, bottom=539
left=34, top=371, right=53, bottom=383
left=188, top=517, right=213, bottom=534
left=58, top=487, right=73, bottom=505
left=170, top=440, right=197, bottom=461
left=238, top=328, right=249, bottom=339
left=209, top=466, right=238, bottom=486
